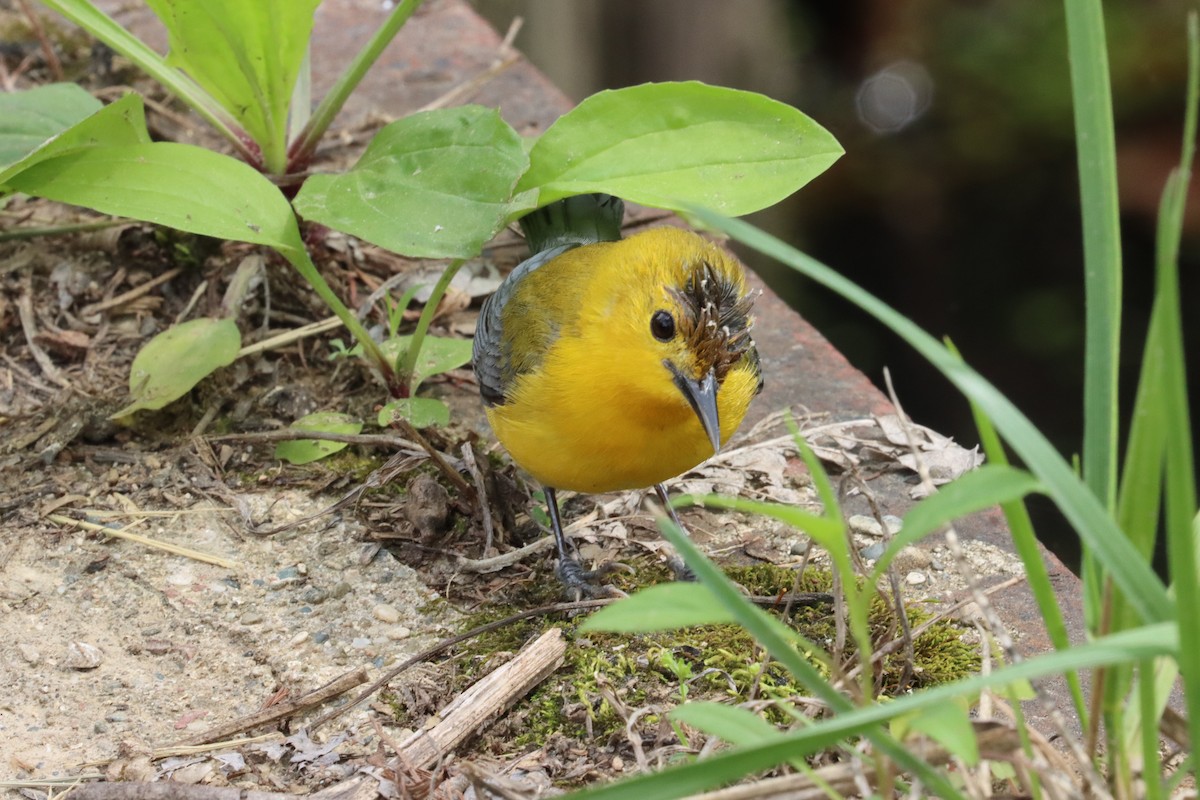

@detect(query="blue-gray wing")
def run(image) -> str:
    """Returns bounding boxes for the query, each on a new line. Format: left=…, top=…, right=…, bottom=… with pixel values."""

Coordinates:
left=473, top=243, right=577, bottom=407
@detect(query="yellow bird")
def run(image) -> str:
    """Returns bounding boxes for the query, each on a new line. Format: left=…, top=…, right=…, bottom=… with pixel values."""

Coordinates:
left=473, top=194, right=762, bottom=596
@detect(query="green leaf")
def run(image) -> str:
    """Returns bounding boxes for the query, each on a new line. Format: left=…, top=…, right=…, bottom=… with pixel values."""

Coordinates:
left=294, top=106, right=533, bottom=258
left=579, top=582, right=736, bottom=633
left=0, top=92, right=148, bottom=191
left=379, top=335, right=474, bottom=390
left=670, top=702, right=782, bottom=746
left=142, top=0, right=319, bottom=172
left=0, top=84, right=102, bottom=169
left=689, top=208, right=1172, bottom=626
left=377, top=397, right=450, bottom=429
left=5, top=139, right=304, bottom=251
left=890, top=699, right=979, bottom=767
left=517, top=82, right=843, bottom=215
left=275, top=411, right=363, bottom=465
left=872, top=465, right=1043, bottom=580
left=112, top=317, right=240, bottom=419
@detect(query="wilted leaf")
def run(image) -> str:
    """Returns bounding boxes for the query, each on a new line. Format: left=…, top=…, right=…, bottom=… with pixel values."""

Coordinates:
left=112, top=317, right=240, bottom=418
left=275, top=411, right=363, bottom=465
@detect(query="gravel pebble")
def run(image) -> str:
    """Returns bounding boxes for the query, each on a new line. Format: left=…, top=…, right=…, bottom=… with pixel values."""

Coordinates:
left=373, top=604, right=401, bottom=624
left=905, top=571, right=928, bottom=586
left=290, top=631, right=309, bottom=647
left=239, top=612, right=264, bottom=625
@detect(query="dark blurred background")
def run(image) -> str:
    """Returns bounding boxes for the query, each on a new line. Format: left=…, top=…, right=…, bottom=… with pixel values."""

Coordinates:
left=472, top=0, right=1199, bottom=571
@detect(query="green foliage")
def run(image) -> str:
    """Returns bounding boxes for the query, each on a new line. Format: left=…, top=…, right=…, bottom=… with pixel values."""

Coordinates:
left=142, top=0, right=319, bottom=173
left=377, top=397, right=451, bottom=429
left=275, top=411, right=364, bottom=465
left=0, top=83, right=100, bottom=167
left=293, top=106, right=535, bottom=259
left=516, top=82, right=844, bottom=215
left=112, top=317, right=241, bottom=419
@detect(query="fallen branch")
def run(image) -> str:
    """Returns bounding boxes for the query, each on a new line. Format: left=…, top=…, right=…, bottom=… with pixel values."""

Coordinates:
left=174, top=667, right=369, bottom=747
left=397, top=627, right=566, bottom=768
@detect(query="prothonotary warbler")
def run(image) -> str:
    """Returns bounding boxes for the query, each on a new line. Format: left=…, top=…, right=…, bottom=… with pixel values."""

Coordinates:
left=473, top=193, right=762, bottom=596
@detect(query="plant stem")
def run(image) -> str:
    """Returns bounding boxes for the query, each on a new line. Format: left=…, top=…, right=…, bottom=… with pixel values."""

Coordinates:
left=0, top=218, right=126, bottom=241
left=396, top=259, right=464, bottom=395
left=277, top=244, right=394, bottom=388
left=288, top=0, right=426, bottom=170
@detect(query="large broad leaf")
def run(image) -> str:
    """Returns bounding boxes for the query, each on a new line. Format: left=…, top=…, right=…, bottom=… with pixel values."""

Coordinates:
left=143, top=0, right=319, bottom=171
left=275, top=411, right=364, bottom=465
left=0, top=83, right=102, bottom=169
left=0, top=92, right=148, bottom=190
left=294, top=106, right=534, bottom=258
left=112, top=317, right=241, bottom=419
left=517, top=82, right=843, bottom=215
left=5, top=136, right=303, bottom=251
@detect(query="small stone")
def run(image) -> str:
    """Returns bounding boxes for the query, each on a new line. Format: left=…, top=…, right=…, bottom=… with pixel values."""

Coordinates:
left=313, top=632, right=330, bottom=644
left=329, top=581, right=352, bottom=600
left=18, top=643, right=40, bottom=664
left=66, top=641, right=103, bottom=670
left=930, top=558, right=946, bottom=571
left=373, top=604, right=401, bottom=624
left=290, top=631, right=309, bottom=647
left=385, top=626, right=412, bottom=641
left=239, top=612, right=263, bottom=625
left=893, top=546, right=932, bottom=573
left=905, top=571, right=927, bottom=586
left=351, top=637, right=372, bottom=649
left=303, top=588, right=328, bottom=605
left=859, top=542, right=885, bottom=561
left=404, top=474, right=450, bottom=539
left=94, top=721, right=108, bottom=734
left=106, top=711, right=127, bottom=723
left=789, top=540, right=810, bottom=556
left=611, top=755, right=624, bottom=771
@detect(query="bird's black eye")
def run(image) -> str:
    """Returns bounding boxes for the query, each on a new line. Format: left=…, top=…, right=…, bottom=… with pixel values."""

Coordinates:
left=650, top=310, right=676, bottom=341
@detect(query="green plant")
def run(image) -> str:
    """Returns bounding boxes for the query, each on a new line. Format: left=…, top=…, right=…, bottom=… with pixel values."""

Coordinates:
left=572, top=2, right=1197, bottom=796
left=1, top=3, right=841, bottom=445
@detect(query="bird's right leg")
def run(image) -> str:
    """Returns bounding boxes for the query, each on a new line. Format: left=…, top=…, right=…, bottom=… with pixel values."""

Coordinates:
left=544, top=487, right=625, bottom=599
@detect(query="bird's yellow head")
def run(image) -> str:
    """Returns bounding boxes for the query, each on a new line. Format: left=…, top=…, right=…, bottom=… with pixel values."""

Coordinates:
left=583, top=227, right=761, bottom=457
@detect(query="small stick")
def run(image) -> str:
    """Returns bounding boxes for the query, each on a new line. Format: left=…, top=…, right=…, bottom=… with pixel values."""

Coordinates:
left=173, top=667, right=369, bottom=747
left=17, top=293, right=71, bottom=389
left=396, top=627, right=566, bottom=769
left=14, top=0, right=63, bottom=80
left=46, top=513, right=238, bottom=570
left=204, top=428, right=421, bottom=451
left=79, top=267, right=183, bottom=317
left=238, top=316, right=343, bottom=358
left=308, top=599, right=610, bottom=732
left=394, top=418, right=475, bottom=501
left=59, top=783, right=305, bottom=800
left=460, top=441, right=496, bottom=552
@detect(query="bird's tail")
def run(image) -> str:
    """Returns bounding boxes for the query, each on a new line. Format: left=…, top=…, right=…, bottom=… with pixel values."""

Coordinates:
left=519, top=193, right=625, bottom=255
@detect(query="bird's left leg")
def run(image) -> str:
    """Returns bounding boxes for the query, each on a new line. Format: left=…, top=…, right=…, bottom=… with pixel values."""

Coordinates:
left=653, top=483, right=698, bottom=582
left=544, top=487, right=626, bottom=599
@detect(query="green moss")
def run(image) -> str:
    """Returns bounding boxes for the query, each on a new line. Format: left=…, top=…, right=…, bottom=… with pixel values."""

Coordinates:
left=428, top=559, right=980, bottom=768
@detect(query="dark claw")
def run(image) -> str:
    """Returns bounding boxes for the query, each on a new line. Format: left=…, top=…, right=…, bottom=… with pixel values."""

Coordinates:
left=666, top=555, right=697, bottom=583
left=556, top=558, right=630, bottom=600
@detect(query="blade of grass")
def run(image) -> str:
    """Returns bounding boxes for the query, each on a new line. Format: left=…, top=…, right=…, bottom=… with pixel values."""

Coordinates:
left=691, top=208, right=1172, bottom=626
left=1153, top=11, right=1200, bottom=760
left=1063, top=0, right=1122, bottom=514
left=568, top=621, right=1177, bottom=800
left=950, top=342, right=1089, bottom=728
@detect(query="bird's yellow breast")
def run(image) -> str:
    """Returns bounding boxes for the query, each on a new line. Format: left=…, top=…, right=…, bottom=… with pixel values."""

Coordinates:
left=483, top=227, right=760, bottom=494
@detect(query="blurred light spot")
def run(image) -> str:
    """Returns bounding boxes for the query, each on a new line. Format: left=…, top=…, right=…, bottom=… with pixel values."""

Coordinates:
left=855, top=60, right=933, bottom=134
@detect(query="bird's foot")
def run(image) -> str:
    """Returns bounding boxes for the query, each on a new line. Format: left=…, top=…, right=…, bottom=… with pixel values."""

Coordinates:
left=666, top=554, right=698, bottom=583
left=556, top=558, right=632, bottom=600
